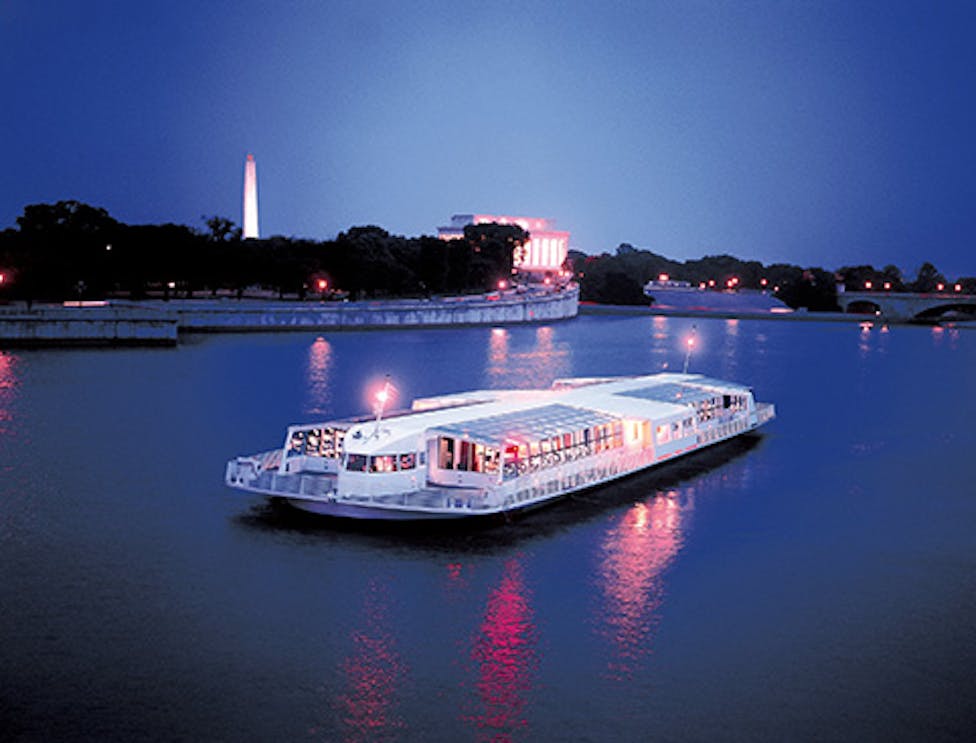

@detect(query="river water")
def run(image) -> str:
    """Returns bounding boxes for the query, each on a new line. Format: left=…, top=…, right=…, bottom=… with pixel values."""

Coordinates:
left=1, top=315, right=974, bottom=741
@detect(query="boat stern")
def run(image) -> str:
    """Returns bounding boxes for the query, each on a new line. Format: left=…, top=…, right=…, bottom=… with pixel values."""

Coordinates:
left=226, top=455, right=263, bottom=491
left=754, top=402, right=776, bottom=427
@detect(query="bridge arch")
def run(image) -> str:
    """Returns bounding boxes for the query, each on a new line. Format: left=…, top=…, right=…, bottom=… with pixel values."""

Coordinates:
left=844, top=299, right=882, bottom=316
left=837, top=290, right=976, bottom=322
left=912, top=303, right=976, bottom=322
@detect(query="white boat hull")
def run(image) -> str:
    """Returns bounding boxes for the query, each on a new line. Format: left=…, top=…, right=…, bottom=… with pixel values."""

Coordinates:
left=229, top=409, right=773, bottom=521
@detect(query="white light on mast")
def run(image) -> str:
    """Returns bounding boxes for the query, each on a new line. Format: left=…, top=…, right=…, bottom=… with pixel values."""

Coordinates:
left=682, top=325, right=697, bottom=375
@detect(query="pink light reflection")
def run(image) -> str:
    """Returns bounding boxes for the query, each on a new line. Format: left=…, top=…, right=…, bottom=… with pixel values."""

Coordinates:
left=465, top=558, right=538, bottom=740
left=331, top=579, right=406, bottom=742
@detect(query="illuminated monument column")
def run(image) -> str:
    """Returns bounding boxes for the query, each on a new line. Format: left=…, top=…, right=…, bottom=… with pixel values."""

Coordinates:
left=243, top=154, right=259, bottom=239
left=437, top=214, right=570, bottom=275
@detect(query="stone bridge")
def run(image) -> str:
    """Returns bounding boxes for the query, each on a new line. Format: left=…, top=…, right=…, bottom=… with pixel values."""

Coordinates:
left=837, top=290, right=976, bottom=322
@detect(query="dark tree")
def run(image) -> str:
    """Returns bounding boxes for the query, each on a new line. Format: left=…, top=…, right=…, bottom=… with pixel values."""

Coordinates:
left=462, top=223, right=526, bottom=290
left=909, top=262, right=947, bottom=293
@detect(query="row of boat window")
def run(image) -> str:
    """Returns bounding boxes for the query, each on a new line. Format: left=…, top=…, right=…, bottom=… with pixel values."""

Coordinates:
left=696, top=394, right=749, bottom=423
left=436, top=421, right=628, bottom=480
left=287, top=427, right=346, bottom=458
left=656, top=417, right=696, bottom=445
left=344, top=451, right=426, bottom=473
left=504, top=422, right=626, bottom=478
left=438, top=438, right=502, bottom=475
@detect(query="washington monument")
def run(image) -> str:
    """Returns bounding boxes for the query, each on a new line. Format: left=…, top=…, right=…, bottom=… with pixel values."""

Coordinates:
left=243, top=154, right=259, bottom=239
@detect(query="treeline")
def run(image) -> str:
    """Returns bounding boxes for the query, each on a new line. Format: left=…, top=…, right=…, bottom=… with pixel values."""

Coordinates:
left=2, top=201, right=973, bottom=309
left=0, top=201, right=525, bottom=302
left=571, top=244, right=976, bottom=310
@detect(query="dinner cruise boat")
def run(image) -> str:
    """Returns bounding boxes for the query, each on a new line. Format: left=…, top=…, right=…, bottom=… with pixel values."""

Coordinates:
left=225, top=373, right=775, bottom=521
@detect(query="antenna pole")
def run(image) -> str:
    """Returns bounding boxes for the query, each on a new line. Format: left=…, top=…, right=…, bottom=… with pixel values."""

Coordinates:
left=373, top=375, right=392, bottom=436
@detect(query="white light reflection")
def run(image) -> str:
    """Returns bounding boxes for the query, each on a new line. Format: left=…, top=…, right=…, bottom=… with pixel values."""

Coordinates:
left=650, top=316, right=670, bottom=368
left=720, top=318, right=739, bottom=377
left=484, top=325, right=570, bottom=388
left=595, top=490, right=693, bottom=680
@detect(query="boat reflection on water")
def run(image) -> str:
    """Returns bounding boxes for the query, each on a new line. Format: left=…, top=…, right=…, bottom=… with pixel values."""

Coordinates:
left=465, top=557, right=538, bottom=741
left=595, top=490, right=691, bottom=680
left=330, top=578, right=406, bottom=742
left=304, top=337, right=334, bottom=416
left=485, top=325, right=570, bottom=389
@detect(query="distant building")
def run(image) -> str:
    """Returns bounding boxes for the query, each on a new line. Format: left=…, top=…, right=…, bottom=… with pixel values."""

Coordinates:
left=437, top=214, right=570, bottom=274
left=243, top=154, right=259, bottom=239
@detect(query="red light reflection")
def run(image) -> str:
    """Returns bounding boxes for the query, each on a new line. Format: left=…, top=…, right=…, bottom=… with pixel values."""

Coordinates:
left=0, top=351, right=20, bottom=438
left=596, top=493, right=688, bottom=679
left=465, top=559, right=538, bottom=740
left=332, top=580, right=406, bottom=742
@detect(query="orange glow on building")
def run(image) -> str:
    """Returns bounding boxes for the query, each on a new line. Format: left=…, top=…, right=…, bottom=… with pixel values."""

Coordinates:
left=437, top=214, right=570, bottom=273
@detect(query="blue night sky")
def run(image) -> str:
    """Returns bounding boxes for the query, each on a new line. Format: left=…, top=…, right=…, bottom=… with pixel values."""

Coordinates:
left=2, top=0, right=975, bottom=277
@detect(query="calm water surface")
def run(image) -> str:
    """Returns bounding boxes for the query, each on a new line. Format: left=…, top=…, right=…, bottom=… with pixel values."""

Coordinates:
left=1, top=315, right=974, bottom=741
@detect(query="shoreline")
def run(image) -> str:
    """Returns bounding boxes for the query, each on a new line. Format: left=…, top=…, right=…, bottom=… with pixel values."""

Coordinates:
left=0, top=286, right=579, bottom=347
left=579, top=302, right=976, bottom=327
left=4, top=290, right=973, bottom=348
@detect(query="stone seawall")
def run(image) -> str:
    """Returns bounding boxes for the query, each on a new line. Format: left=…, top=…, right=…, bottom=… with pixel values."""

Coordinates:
left=0, top=286, right=578, bottom=346
left=173, top=285, right=579, bottom=332
left=0, top=304, right=178, bottom=346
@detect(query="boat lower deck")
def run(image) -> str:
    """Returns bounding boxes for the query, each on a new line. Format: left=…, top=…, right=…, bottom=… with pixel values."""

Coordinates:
left=232, top=464, right=494, bottom=516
